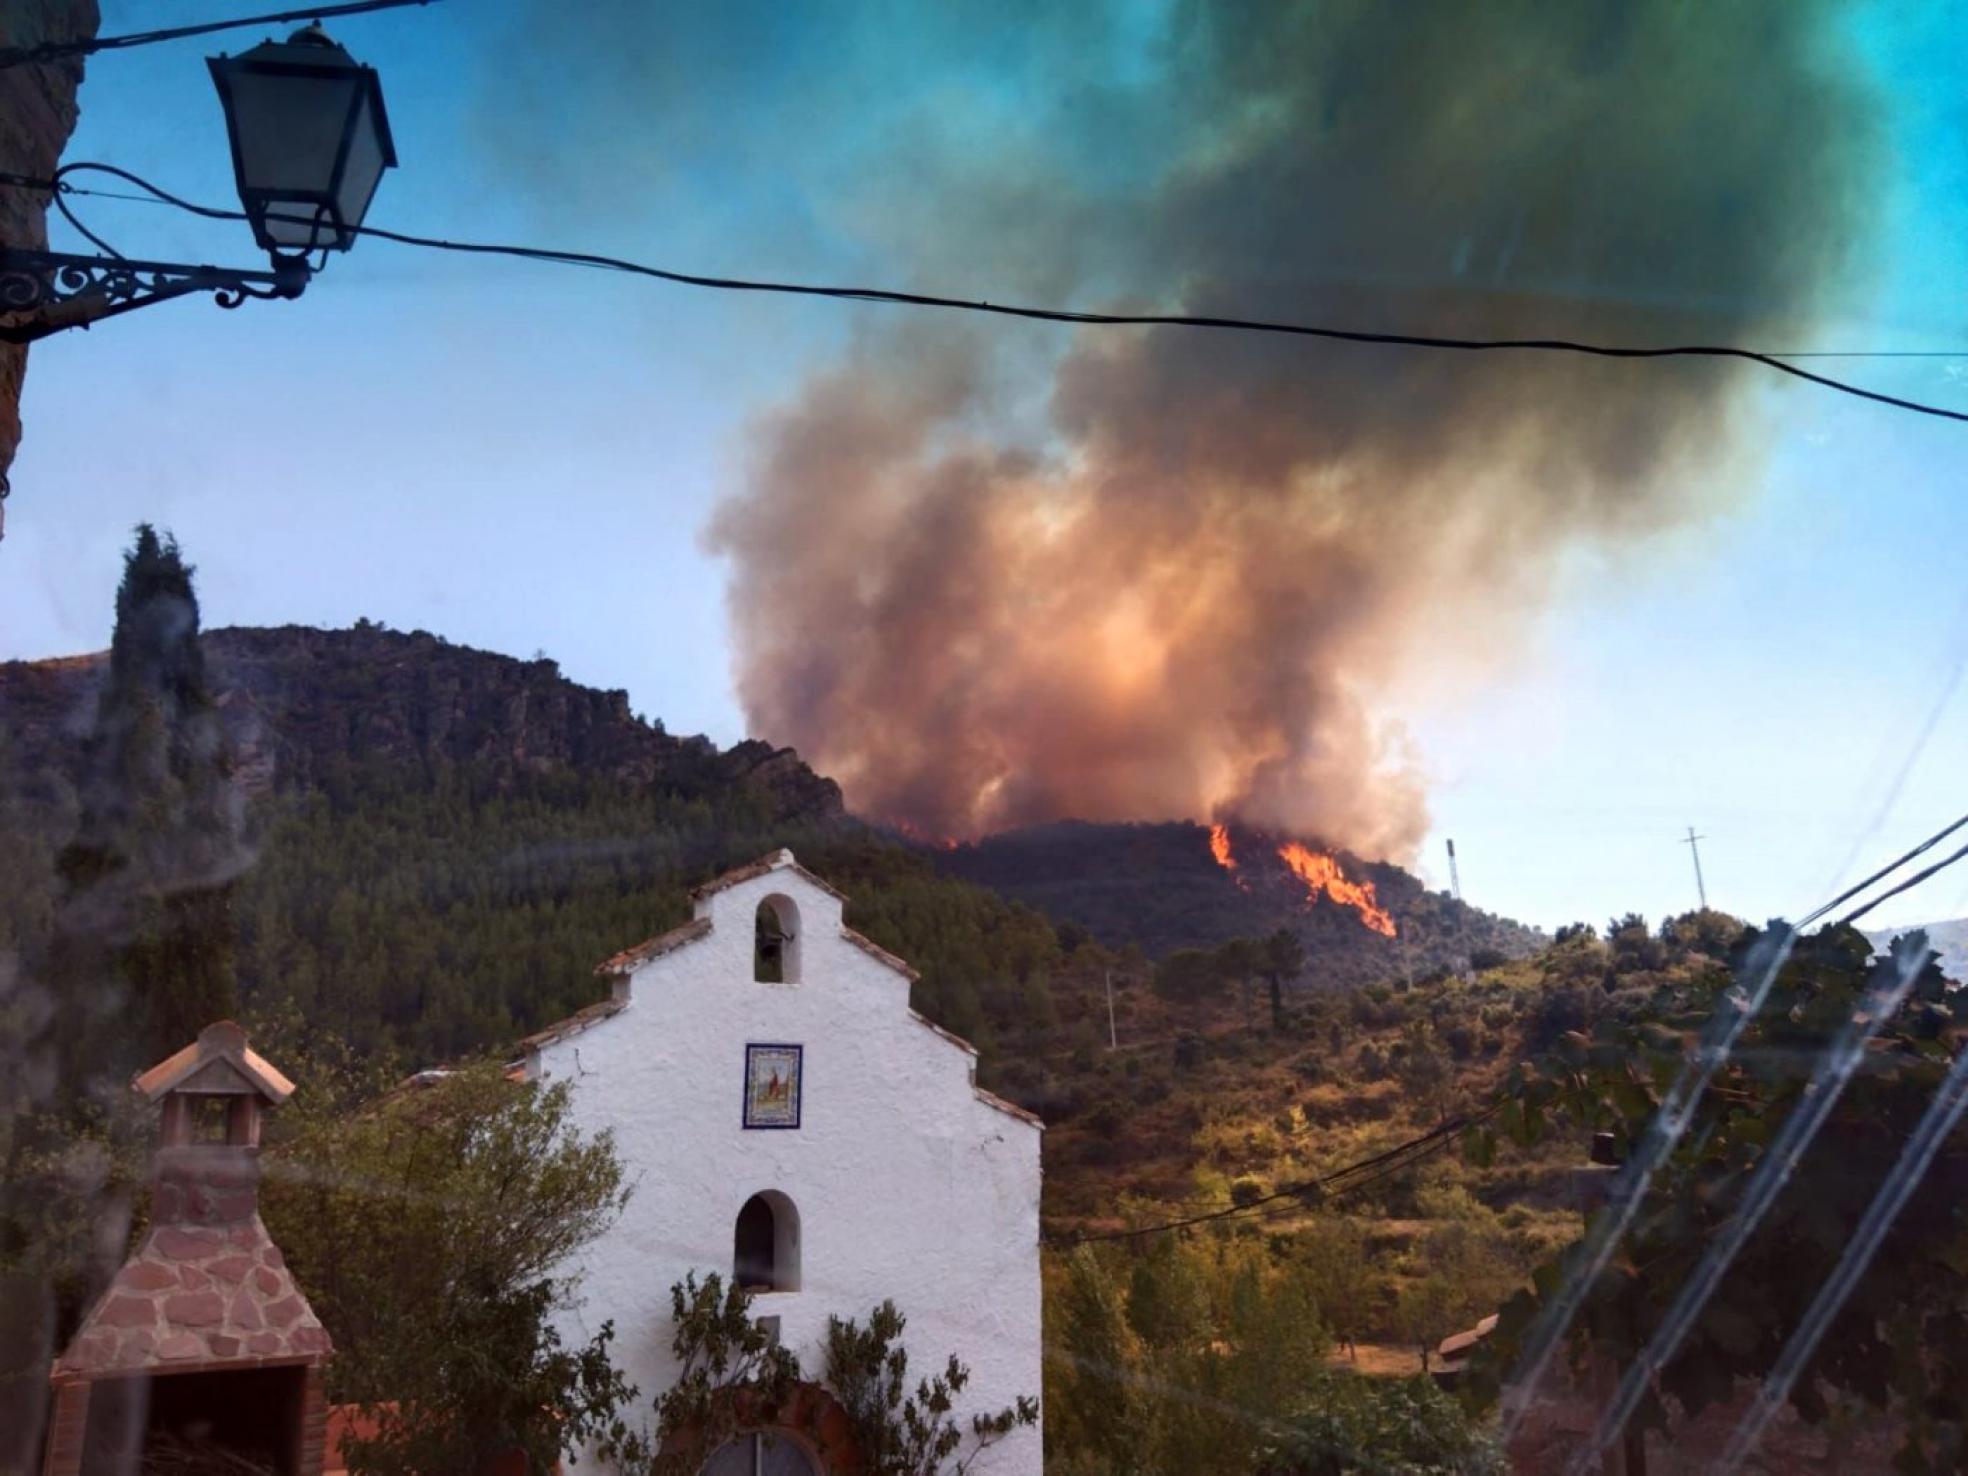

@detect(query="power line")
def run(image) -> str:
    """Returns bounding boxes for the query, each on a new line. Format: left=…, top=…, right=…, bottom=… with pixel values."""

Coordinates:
left=1806, top=809, right=1968, bottom=929
left=0, top=0, right=440, bottom=71
left=1042, top=1104, right=1498, bottom=1248
left=15, top=162, right=1968, bottom=426
left=1839, top=837, right=1968, bottom=928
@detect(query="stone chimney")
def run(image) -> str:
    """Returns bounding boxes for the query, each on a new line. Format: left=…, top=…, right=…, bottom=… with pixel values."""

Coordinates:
left=43, top=1022, right=332, bottom=1476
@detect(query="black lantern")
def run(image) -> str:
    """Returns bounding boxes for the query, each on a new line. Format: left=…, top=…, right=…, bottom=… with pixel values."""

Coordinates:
left=209, top=24, right=398, bottom=256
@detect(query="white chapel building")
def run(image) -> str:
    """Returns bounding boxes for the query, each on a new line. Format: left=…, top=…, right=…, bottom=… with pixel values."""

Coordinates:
left=518, top=849, right=1044, bottom=1474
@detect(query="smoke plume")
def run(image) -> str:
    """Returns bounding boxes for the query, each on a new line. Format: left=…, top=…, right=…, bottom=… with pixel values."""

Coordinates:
left=510, top=2, right=1878, bottom=856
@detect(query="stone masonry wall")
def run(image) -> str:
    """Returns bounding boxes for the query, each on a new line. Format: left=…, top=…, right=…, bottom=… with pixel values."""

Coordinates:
left=0, top=0, right=99, bottom=536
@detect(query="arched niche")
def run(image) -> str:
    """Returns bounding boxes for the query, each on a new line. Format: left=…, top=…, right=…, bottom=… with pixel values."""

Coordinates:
left=733, top=1189, right=801, bottom=1294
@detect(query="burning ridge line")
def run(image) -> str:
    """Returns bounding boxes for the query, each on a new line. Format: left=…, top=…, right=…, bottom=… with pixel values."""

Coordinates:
left=1205, top=824, right=1397, bottom=935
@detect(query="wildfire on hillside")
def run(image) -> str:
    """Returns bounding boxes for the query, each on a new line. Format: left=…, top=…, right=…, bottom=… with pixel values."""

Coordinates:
left=1208, top=823, right=1250, bottom=891
left=895, top=819, right=959, bottom=851
left=1276, top=841, right=1397, bottom=937
left=1208, top=825, right=1397, bottom=938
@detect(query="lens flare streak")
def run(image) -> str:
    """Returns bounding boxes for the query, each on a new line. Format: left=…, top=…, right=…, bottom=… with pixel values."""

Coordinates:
left=1568, top=935, right=1932, bottom=1475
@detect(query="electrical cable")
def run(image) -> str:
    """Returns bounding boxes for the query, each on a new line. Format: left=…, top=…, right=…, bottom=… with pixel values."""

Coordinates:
left=10, top=162, right=1967, bottom=425
left=1839, top=838, right=1968, bottom=928
left=1808, top=809, right=1968, bottom=929
left=0, top=0, right=440, bottom=71
left=1042, top=1102, right=1500, bottom=1248
left=51, top=187, right=122, bottom=259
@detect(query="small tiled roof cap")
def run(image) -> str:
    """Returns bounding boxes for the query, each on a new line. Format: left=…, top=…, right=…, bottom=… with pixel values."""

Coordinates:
left=973, top=1084, right=1045, bottom=1130
left=132, top=1021, right=296, bottom=1105
left=908, top=1008, right=976, bottom=1056
left=592, top=915, right=713, bottom=978
left=688, top=848, right=850, bottom=905
left=899, top=1009, right=1043, bottom=1129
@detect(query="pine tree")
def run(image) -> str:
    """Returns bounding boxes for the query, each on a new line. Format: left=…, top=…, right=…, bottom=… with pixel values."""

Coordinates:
left=50, top=525, right=241, bottom=1078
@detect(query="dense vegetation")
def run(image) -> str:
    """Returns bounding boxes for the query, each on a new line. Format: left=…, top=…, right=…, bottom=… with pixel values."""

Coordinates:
left=1, top=665, right=1078, bottom=1079
left=1046, top=1235, right=1503, bottom=1474
left=225, top=763, right=1071, bottom=1069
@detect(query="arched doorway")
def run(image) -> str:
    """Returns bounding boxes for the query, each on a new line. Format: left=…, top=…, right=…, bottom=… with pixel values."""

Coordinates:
left=701, top=1428, right=823, bottom=1475
left=662, top=1381, right=864, bottom=1476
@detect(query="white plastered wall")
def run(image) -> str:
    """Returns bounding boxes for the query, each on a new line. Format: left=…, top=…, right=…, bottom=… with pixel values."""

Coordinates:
left=531, top=853, right=1043, bottom=1473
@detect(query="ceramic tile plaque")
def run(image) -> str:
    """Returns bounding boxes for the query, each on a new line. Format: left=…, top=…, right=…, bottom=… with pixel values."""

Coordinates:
left=744, top=1043, right=802, bottom=1129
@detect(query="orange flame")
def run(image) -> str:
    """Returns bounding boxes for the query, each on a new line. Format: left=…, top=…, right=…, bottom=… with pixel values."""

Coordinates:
left=1208, top=823, right=1236, bottom=871
left=1275, top=841, right=1397, bottom=937
left=1208, top=823, right=1252, bottom=891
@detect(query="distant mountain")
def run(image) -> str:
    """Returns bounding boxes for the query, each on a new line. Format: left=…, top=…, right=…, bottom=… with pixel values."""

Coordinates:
left=1865, top=918, right=1968, bottom=982
left=0, top=623, right=843, bottom=826
left=934, top=818, right=1544, bottom=985
left=0, top=622, right=1537, bottom=1066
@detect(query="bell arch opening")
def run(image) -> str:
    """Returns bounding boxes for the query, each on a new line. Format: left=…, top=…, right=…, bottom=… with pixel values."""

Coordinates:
left=754, top=895, right=801, bottom=983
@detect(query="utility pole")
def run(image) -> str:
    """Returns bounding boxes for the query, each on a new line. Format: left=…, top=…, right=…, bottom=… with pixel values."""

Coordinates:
left=1683, top=826, right=1709, bottom=911
left=1447, top=838, right=1470, bottom=979
left=1104, top=969, right=1117, bottom=1050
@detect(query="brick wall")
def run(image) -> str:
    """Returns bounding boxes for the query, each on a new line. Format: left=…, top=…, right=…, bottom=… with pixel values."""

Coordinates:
left=0, top=0, right=100, bottom=538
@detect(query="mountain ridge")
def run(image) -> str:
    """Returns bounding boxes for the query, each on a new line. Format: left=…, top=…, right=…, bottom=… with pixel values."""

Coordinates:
left=0, top=622, right=845, bottom=828
left=0, top=623, right=1544, bottom=1061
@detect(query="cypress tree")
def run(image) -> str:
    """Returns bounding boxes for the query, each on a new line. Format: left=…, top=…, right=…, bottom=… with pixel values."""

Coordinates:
left=51, top=525, right=241, bottom=1077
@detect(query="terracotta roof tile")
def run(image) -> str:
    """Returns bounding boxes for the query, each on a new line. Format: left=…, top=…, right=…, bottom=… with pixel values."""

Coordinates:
left=689, top=848, right=850, bottom=905
left=593, top=916, right=713, bottom=978
left=516, top=995, right=629, bottom=1054
left=908, top=1008, right=977, bottom=1056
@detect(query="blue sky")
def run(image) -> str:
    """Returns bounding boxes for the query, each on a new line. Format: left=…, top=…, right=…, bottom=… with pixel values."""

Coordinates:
left=2, top=1, right=1964, bottom=934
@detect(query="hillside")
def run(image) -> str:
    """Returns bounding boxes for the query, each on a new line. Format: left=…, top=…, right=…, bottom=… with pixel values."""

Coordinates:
left=938, top=817, right=1543, bottom=980
left=0, top=624, right=1065, bottom=1064
left=0, top=617, right=1574, bottom=1238
left=1, top=626, right=1543, bottom=1064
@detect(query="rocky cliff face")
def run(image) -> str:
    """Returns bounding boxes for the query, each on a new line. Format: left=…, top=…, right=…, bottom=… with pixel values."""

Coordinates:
left=0, top=624, right=845, bottom=827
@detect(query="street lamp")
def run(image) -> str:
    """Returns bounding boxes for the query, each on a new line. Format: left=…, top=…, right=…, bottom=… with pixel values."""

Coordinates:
left=210, top=24, right=397, bottom=256
left=0, top=24, right=397, bottom=345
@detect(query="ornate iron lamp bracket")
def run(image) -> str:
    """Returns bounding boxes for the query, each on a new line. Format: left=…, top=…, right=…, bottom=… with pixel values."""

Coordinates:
left=0, top=248, right=309, bottom=343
